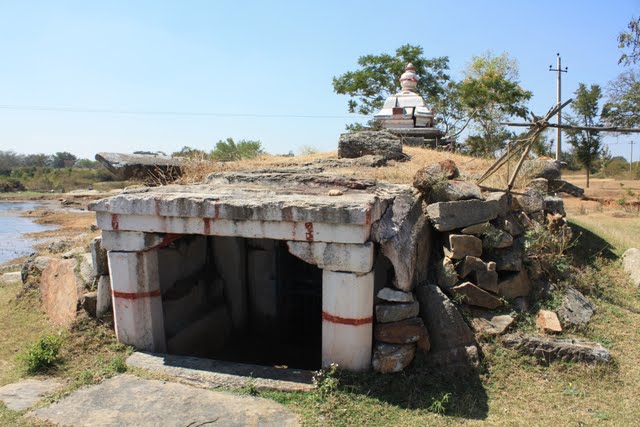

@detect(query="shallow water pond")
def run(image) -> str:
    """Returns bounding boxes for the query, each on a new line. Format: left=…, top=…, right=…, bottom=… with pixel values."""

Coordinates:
left=0, top=202, right=57, bottom=265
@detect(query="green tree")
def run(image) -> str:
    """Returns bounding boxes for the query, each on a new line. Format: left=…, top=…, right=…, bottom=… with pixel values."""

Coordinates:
left=332, top=44, right=450, bottom=115
left=50, top=152, right=77, bottom=168
left=459, top=51, right=532, bottom=157
left=211, top=138, right=263, bottom=162
left=566, top=83, right=603, bottom=188
left=618, top=17, right=640, bottom=66
left=602, top=69, right=640, bottom=128
left=171, top=146, right=208, bottom=159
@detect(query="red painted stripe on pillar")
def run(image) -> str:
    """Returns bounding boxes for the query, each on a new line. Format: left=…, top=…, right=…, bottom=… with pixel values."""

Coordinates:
left=322, top=311, right=372, bottom=326
left=112, top=289, right=161, bottom=300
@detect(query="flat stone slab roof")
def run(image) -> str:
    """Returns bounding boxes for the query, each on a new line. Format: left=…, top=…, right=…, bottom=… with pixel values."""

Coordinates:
left=89, top=172, right=414, bottom=226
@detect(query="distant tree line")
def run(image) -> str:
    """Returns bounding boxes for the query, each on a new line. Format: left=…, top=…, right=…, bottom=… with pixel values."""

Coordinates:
left=0, top=150, right=100, bottom=175
left=171, top=138, right=264, bottom=162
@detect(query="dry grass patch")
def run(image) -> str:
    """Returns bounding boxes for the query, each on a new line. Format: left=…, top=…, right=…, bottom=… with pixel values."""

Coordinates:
left=177, top=147, right=495, bottom=186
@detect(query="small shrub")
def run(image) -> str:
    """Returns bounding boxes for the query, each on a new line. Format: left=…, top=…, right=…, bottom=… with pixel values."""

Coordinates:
left=19, top=333, right=64, bottom=374
left=312, top=363, right=340, bottom=398
left=108, top=356, right=127, bottom=374
left=427, top=392, right=451, bottom=415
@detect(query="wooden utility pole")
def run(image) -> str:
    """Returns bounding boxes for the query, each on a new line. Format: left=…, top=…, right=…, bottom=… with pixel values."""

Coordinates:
left=549, top=53, right=568, bottom=161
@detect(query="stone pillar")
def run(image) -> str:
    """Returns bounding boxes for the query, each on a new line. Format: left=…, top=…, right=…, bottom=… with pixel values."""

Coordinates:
left=322, top=270, right=374, bottom=371
left=107, top=249, right=166, bottom=352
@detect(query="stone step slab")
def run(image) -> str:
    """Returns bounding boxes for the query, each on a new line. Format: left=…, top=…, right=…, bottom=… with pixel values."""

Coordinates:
left=28, top=374, right=299, bottom=426
left=0, top=379, right=62, bottom=411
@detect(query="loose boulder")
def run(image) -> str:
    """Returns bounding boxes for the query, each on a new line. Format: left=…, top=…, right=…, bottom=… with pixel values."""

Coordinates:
left=372, top=342, right=417, bottom=373
left=337, top=130, right=407, bottom=161
left=622, top=248, right=640, bottom=287
left=557, top=287, right=595, bottom=327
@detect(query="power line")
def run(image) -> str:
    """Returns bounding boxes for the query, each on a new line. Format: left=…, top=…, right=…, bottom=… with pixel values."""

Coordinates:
left=0, top=104, right=368, bottom=120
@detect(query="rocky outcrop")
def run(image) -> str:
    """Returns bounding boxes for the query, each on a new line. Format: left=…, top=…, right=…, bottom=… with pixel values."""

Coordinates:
left=337, top=130, right=407, bottom=161
left=96, top=152, right=183, bottom=181
left=503, top=334, right=611, bottom=364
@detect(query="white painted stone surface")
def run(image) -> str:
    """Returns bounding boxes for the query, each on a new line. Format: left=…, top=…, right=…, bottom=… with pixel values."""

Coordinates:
left=108, top=250, right=166, bottom=352
left=286, top=241, right=374, bottom=273
left=97, top=213, right=371, bottom=244
left=101, top=230, right=166, bottom=251
left=322, top=270, right=374, bottom=371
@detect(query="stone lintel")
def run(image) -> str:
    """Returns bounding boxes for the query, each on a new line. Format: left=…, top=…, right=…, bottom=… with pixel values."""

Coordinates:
left=286, top=241, right=374, bottom=273
left=96, top=212, right=371, bottom=244
left=102, top=230, right=176, bottom=252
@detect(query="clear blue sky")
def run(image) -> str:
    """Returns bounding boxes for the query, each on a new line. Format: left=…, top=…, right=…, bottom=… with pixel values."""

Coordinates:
left=0, top=0, right=638, bottom=160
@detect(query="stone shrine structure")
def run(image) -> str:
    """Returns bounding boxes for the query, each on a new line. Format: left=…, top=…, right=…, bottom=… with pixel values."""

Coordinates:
left=89, top=172, right=429, bottom=372
left=373, top=63, right=445, bottom=147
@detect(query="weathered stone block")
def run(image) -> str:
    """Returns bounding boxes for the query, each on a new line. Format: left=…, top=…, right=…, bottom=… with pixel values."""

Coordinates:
left=544, top=196, right=566, bottom=216
left=444, top=234, right=482, bottom=260
left=549, top=179, right=585, bottom=197
left=489, top=240, right=524, bottom=272
left=461, top=222, right=493, bottom=235
left=482, top=230, right=513, bottom=250
left=372, top=342, right=416, bottom=373
left=527, top=178, right=549, bottom=194
left=498, top=269, right=531, bottom=299
left=40, top=258, right=81, bottom=326
left=81, top=291, right=98, bottom=317
left=558, top=287, right=595, bottom=328
left=536, top=310, right=562, bottom=333
left=416, top=285, right=476, bottom=352
left=457, top=256, right=498, bottom=293
left=286, top=241, right=374, bottom=273
left=502, top=215, right=523, bottom=236
left=79, top=253, right=95, bottom=288
left=372, top=191, right=431, bottom=291
left=377, top=287, right=414, bottom=303
left=452, top=282, right=503, bottom=309
left=468, top=309, right=514, bottom=336
left=436, top=257, right=458, bottom=289
left=503, top=334, right=611, bottom=364
left=96, top=275, right=112, bottom=318
left=375, top=302, right=420, bottom=323
left=90, top=237, right=109, bottom=276
left=338, top=130, right=406, bottom=161
left=433, top=181, right=483, bottom=202
left=515, top=189, right=544, bottom=214
left=484, top=191, right=509, bottom=217
left=426, top=199, right=499, bottom=232
left=374, top=317, right=429, bottom=348
left=522, top=159, right=561, bottom=180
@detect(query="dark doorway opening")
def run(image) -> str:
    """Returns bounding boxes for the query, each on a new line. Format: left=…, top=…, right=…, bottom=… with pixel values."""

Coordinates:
left=159, top=236, right=322, bottom=371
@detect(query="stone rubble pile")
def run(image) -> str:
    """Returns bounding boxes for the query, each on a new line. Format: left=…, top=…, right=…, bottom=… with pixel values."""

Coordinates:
left=372, top=158, right=608, bottom=373
left=20, top=236, right=112, bottom=326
